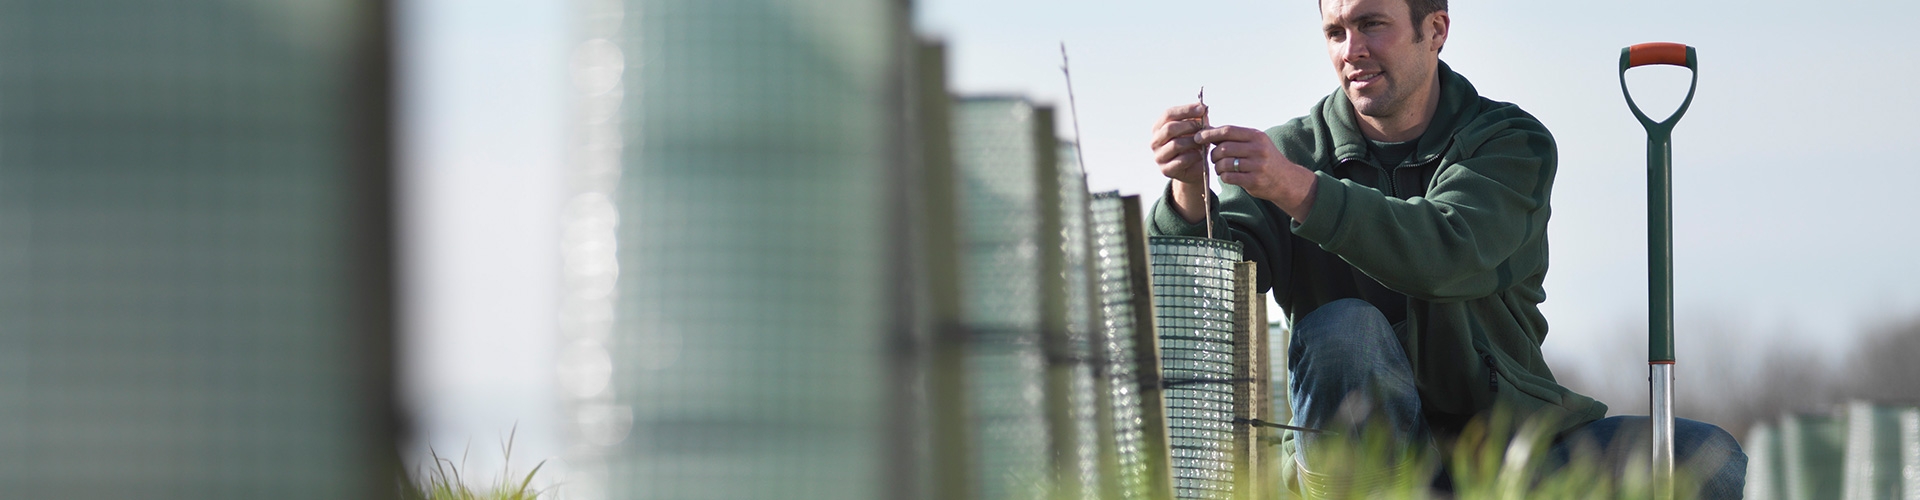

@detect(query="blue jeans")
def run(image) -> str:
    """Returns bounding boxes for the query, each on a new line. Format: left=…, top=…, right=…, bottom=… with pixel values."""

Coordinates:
left=1544, top=416, right=1748, bottom=499
left=1287, top=298, right=1747, bottom=499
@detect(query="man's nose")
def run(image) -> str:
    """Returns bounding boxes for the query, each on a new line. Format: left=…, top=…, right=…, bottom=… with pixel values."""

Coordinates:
left=1339, top=33, right=1369, bottom=62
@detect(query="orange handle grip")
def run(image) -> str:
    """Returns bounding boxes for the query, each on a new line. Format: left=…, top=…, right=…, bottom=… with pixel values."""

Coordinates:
left=1627, top=43, right=1691, bottom=68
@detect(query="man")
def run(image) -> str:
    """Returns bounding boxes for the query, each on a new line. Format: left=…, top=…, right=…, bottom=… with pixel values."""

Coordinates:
left=1146, top=0, right=1746, bottom=497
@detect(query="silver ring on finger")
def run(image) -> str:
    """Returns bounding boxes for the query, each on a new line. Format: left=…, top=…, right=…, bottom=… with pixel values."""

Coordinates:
left=1231, top=158, right=1241, bottom=173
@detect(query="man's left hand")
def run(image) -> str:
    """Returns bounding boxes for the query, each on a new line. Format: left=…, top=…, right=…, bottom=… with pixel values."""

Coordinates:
left=1194, top=125, right=1320, bottom=222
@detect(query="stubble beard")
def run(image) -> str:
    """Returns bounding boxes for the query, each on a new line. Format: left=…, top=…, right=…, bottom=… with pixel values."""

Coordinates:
left=1346, top=61, right=1430, bottom=122
left=1347, top=78, right=1401, bottom=119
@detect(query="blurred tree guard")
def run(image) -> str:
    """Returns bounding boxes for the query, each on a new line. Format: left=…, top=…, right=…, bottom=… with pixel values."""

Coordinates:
left=0, top=0, right=399, bottom=498
left=1094, top=192, right=1181, bottom=500
left=561, top=0, right=914, bottom=498
left=1743, top=402, right=1920, bottom=500
left=1040, top=112, right=1106, bottom=500
left=915, top=40, right=974, bottom=500
left=953, top=96, right=1056, bottom=500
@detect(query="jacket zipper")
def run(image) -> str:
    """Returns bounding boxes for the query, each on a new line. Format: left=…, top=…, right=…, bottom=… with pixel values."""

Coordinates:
left=1483, top=354, right=1499, bottom=392
left=1375, top=161, right=1396, bottom=198
left=1380, top=147, right=1445, bottom=199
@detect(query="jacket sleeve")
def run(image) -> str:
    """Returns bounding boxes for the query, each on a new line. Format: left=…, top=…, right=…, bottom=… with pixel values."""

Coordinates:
left=1148, top=182, right=1294, bottom=301
left=1288, top=118, right=1555, bottom=302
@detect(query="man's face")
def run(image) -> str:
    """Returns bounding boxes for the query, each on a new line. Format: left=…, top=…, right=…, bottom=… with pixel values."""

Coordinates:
left=1321, top=0, right=1443, bottom=119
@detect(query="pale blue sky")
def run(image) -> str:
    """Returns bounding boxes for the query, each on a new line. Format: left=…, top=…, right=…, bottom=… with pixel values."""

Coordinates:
left=397, top=0, right=567, bottom=486
left=401, top=0, right=1920, bottom=489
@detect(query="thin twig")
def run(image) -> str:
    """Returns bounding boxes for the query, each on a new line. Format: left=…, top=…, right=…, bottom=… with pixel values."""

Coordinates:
left=1199, top=87, right=1212, bottom=239
left=1058, top=43, right=1090, bottom=180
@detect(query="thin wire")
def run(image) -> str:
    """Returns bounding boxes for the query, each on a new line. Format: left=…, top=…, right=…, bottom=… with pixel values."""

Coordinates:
left=1236, top=417, right=1328, bottom=432
left=1161, top=376, right=1254, bottom=388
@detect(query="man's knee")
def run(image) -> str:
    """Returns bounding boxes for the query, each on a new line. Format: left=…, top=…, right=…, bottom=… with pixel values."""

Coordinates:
left=1676, top=419, right=1740, bottom=453
left=1288, top=298, right=1416, bottom=404
left=1292, top=298, right=1397, bottom=359
left=1673, top=418, right=1747, bottom=499
left=1676, top=418, right=1745, bottom=471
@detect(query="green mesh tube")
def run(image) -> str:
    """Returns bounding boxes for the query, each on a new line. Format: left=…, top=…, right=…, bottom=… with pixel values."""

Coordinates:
left=0, top=1, right=395, bottom=498
left=1902, top=408, right=1920, bottom=500
left=1150, top=236, right=1244, bottom=500
left=1057, top=143, right=1105, bottom=500
left=1782, top=414, right=1846, bottom=500
left=954, top=96, right=1052, bottom=500
left=1745, top=423, right=1783, bottom=500
left=578, top=1, right=907, bottom=499
left=1841, top=402, right=1916, bottom=500
left=1267, top=322, right=1293, bottom=438
left=1093, top=192, right=1158, bottom=500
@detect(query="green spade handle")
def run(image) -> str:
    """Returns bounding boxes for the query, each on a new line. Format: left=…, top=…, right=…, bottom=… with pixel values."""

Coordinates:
left=1618, top=42, right=1697, bottom=363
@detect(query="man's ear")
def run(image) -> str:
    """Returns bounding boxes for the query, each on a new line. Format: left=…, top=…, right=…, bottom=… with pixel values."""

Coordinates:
left=1428, top=10, right=1450, bottom=53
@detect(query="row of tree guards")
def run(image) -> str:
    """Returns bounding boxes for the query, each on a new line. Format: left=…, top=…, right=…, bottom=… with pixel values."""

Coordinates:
left=557, top=0, right=1290, bottom=497
left=940, top=91, right=1283, bottom=499
left=1742, top=401, right=1920, bottom=500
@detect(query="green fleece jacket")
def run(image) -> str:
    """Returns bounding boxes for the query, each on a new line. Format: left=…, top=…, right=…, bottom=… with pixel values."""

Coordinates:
left=1150, top=61, right=1607, bottom=467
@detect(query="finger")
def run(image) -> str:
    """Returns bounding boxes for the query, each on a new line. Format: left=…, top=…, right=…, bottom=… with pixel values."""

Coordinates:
left=1174, top=150, right=1204, bottom=171
left=1149, top=119, right=1204, bottom=149
left=1217, top=171, right=1258, bottom=187
left=1159, top=103, right=1208, bottom=124
left=1209, top=142, right=1263, bottom=164
left=1193, top=125, right=1258, bottom=145
left=1193, top=125, right=1266, bottom=146
left=1211, top=156, right=1253, bottom=177
left=1153, top=136, right=1201, bottom=164
left=1162, top=150, right=1205, bottom=179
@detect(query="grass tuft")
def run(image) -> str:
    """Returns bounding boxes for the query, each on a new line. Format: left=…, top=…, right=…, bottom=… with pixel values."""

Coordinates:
left=1285, top=409, right=1709, bottom=500
left=402, top=425, right=552, bottom=500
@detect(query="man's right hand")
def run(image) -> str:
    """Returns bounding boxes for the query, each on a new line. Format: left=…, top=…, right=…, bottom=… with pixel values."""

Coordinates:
left=1151, top=103, right=1209, bottom=223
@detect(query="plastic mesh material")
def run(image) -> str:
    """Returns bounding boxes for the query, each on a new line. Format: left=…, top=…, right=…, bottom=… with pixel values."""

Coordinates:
left=1745, top=424, right=1782, bottom=500
left=1751, top=405, right=1920, bottom=500
left=1781, top=414, right=1846, bottom=500
left=559, top=0, right=629, bottom=498
left=1057, top=143, right=1104, bottom=500
left=1901, top=409, right=1920, bottom=500
left=594, top=0, right=903, bottom=499
left=1150, top=236, right=1243, bottom=500
left=0, top=1, right=393, bottom=498
left=1268, top=322, right=1293, bottom=429
left=1841, top=403, right=1914, bottom=500
left=1093, top=192, right=1155, bottom=499
left=955, top=97, right=1050, bottom=500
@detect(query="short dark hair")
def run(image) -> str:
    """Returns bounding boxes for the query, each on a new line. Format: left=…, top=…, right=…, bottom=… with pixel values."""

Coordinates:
left=1318, top=0, right=1449, bottom=41
left=1406, top=0, right=1446, bottom=41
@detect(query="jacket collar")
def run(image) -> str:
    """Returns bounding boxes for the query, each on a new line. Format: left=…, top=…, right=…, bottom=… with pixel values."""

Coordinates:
left=1326, top=60, right=1477, bottom=166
